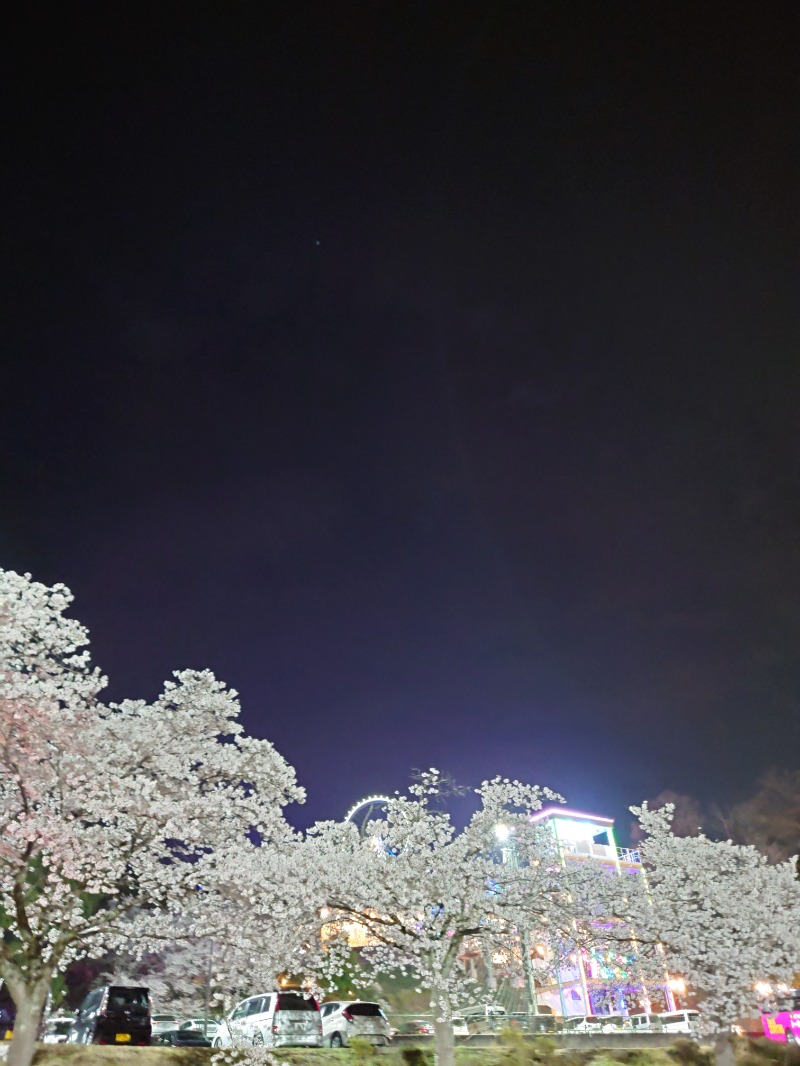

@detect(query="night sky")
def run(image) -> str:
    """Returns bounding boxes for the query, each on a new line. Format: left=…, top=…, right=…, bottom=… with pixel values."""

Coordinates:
left=3, top=3, right=798, bottom=835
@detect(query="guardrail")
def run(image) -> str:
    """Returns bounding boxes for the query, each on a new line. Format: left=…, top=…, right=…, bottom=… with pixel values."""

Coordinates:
left=389, top=1032, right=690, bottom=1050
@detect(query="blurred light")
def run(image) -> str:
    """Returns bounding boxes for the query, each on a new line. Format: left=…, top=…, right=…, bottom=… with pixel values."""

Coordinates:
left=755, top=982, right=773, bottom=997
left=495, top=824, right=511, bottom=842
left=320, top=906, right=330, bottom=920
left=669, top=978, right=686, bottom=994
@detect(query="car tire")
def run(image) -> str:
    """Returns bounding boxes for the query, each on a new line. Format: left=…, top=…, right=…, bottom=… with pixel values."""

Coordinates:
left=212, top=1038, right=223, bottom=1049
left=252, top=1032, right=264, bottom=1047
left=330, top=1032, right=343, bottom=1048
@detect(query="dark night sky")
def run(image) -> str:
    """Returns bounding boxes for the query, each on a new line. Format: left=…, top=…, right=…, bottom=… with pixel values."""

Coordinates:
left=2, top=3, right=798, bottom=836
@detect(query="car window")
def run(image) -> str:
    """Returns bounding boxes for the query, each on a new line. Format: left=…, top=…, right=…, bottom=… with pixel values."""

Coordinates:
left=277, top=993, right=317, bottom=1011
left=230, top=1004, right=248, bottom=1020
left=347, top=1003, right=383, bottom=1017
left=109, top=988, right=149, bottom=1008
left=246, top=998, right=266, bottom=1016
left=83, top=991, right=101, bottom=1012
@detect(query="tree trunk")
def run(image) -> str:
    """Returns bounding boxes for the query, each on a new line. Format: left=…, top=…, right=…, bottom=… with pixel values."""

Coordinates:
left=713, top=1031, right=736, bottom=1066
left=432, top=1014, right=455, bottom=1066
left=430, top=977, right=455, bottom=1066
left=7, top=984, right=49, bottom=1066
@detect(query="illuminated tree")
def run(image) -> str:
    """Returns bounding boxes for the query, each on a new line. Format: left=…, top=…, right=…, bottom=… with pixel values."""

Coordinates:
left=626, top=804, right=800, bottom=1063
left=308, top=772, right=598, bottom=1066
left=0, top=569, right=302, bottom=1066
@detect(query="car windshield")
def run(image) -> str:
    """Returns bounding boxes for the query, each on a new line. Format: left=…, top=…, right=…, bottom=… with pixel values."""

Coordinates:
left=107, top=988, right=149, bottom=1008
left=277, top=993, right=317, bottom=1011
left=347, top=1003, right=382, bottom=1017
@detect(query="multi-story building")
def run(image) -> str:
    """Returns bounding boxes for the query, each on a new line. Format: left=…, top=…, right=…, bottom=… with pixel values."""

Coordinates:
left=497, top=807, right=676, bottom=1018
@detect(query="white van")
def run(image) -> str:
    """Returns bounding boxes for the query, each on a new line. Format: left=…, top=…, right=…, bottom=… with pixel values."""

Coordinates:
left=213, top=991, right=322, bottom=1049
left=629, top=1013, right=664, bottom=1032
left=658, top=1010, right=700, bottom=1034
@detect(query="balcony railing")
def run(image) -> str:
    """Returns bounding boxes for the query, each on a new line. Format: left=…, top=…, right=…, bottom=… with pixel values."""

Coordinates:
left=558, top=840, right=641, bottom=865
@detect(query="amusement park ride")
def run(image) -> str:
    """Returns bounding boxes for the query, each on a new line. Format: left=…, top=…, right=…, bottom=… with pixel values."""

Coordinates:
left=344, top=795, right=392, bottom=838
left=339, top=795, right=677, bottom=1019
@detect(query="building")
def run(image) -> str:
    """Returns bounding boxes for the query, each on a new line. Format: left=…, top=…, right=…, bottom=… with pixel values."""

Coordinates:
left=498, top=807, right=676, bottom=1018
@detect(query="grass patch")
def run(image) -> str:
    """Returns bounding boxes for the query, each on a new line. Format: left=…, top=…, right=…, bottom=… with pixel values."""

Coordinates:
left=24, top=1041, right=800, bottom=1066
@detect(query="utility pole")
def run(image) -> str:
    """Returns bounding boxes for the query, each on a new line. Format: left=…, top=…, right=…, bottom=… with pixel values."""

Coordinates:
left=203, top=941, right=215, bottom=1038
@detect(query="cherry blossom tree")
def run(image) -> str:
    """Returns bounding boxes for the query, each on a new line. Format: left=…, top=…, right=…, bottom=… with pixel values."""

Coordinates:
left=0, top=569, right=303, bottom=1066
left=624, top=804, right=800, bottom=1064
left=308, top=772, right=601, bottom=1066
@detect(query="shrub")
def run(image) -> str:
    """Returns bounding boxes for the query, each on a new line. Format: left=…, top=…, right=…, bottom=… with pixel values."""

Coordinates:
left=668, top=1038, right=713, bottom=1066
left=737, top=1044, right=800, bottom=1066
left=348, top=1037, right=379, bottom=1064
left=398, top=1048, right=434, bottom=1066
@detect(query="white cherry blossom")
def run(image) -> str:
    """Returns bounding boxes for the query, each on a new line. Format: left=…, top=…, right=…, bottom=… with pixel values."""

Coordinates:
left=0, top=569, right=302, bottom=1066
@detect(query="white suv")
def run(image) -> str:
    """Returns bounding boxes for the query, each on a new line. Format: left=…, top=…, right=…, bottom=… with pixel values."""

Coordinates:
left=321, top=1001, right=391, bottom=1047
left=214, top=992, right=322, bottom=1049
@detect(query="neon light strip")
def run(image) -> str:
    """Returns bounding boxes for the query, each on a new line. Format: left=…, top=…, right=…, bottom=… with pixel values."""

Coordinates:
left=530, top=807, right=614, bottom=825
left=344, top=796, right=392, bottom=822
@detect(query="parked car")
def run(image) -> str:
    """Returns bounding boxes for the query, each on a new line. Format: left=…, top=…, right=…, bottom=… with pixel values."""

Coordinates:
left=41, top=1016, right=74, bottom=1044
left=68, top=986, right=151, bottom=1045
left=153, top=1028, right=212, bottom=1047
left=150, top=1014, right=179, bottom=1037
left=213, top=991, right=322, bottom=1049
left=321, top=1001, right=391, bottom=1048
left=395, top=1019, right=434, bottom=1036
left=562, top=1015, right=628, bottom=1033
left=628, top=1013, right=664, bottom=1032
left=658, top=1010, right=701, bottom=1034
left=507, top=1013, right=560, bottom=1033
left=178, top=1017, right=220, bottom=1040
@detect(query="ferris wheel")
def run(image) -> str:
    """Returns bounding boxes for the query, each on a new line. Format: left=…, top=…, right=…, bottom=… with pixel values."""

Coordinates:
left=344, top=794, right=392, bottom=838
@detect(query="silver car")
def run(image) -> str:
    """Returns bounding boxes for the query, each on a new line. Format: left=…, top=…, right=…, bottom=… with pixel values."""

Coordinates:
left=178, top=1017, right=220, bottom=1040
left=41, top=1017, right=74, bottom=1044
left=321, top=1001, right=391, bottom=1047
left=150, top=1014, right=179, bottom=1037
left=214, top=991, right=322, bottom=1049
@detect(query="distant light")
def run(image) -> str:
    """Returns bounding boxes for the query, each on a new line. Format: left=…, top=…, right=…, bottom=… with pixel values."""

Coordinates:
left=495, top=824, right=511, bottom=842
left=755, top=982, right=773, bottom=997
left=669, top=978, right=686, bottom=994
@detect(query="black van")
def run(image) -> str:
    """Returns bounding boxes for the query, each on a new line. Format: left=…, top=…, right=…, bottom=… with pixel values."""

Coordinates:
left=69, top=986, right=151, bottom=1045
